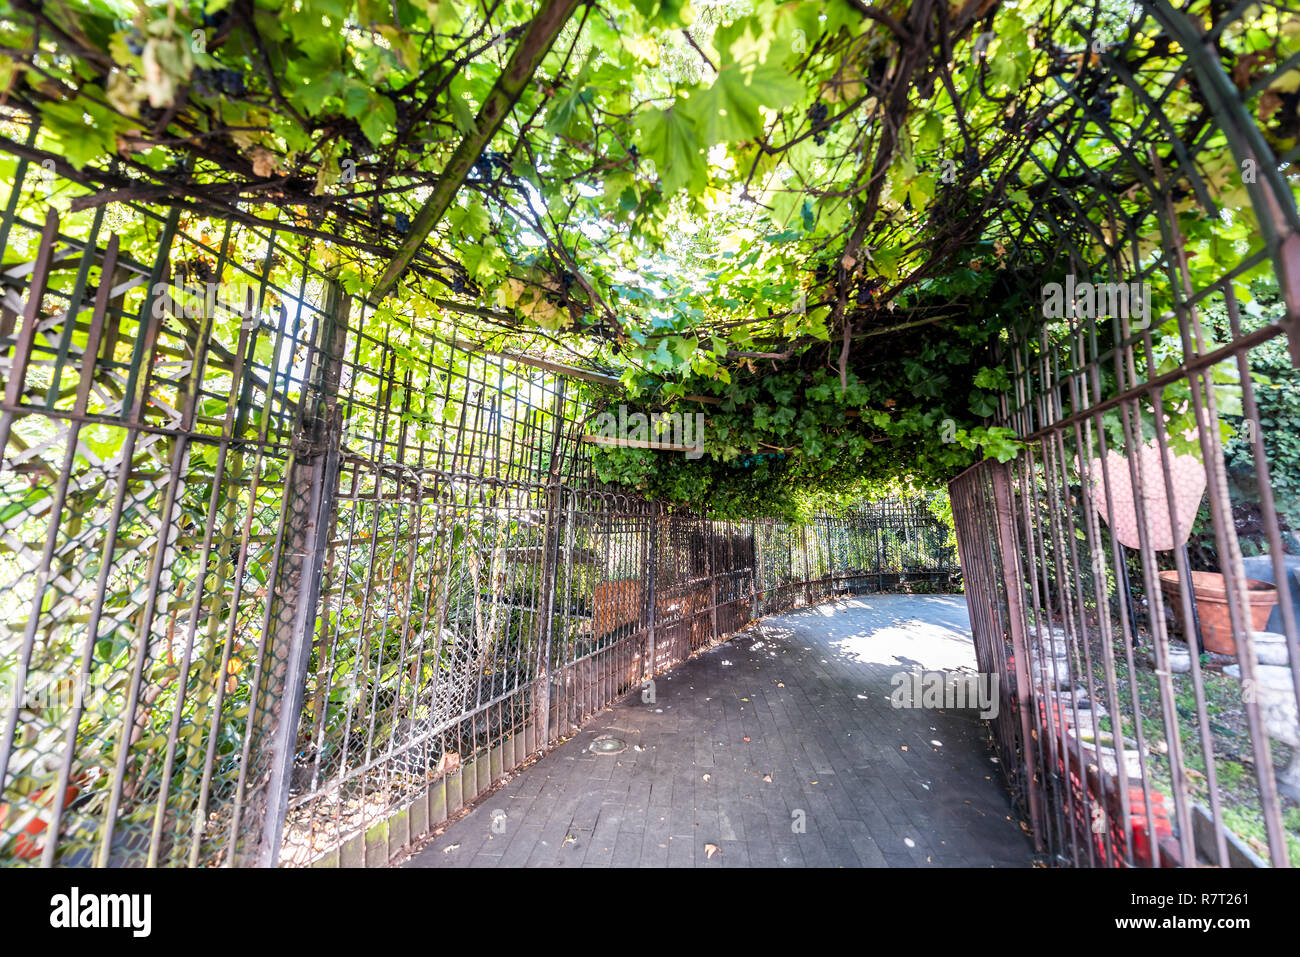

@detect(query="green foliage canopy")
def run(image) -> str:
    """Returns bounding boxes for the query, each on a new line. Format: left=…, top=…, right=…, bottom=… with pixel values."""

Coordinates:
left=2, top=0, right=1298, bottom=515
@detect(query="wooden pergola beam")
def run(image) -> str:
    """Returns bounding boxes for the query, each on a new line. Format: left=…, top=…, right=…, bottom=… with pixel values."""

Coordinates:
left=581, top=434, right=699, bottom=453
left=369, top=0, right=583, bottom=304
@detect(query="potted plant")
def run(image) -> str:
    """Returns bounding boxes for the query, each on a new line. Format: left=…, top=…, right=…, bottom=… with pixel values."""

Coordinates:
left=1158, top=570, right=1279, bottom=656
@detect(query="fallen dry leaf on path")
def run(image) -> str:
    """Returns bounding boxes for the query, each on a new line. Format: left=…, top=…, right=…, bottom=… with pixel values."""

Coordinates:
left=436, top=750, right=461, bottom=773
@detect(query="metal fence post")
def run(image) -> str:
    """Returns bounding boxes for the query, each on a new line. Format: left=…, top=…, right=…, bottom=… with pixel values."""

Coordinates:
left=875, top=518, right=882, bottom=591
left=801, top=525, right=811, bottom=604
left=645, top=507, right=657, bottom=679
left=537, top=380, right=568, bottom=746
left=707, top=517, right=719, bottom=644
left=989, top=461, right=1046, bottom=852
left=251, top=279, right=351, bottom=867
left=749, top=520, right=759, bottom=620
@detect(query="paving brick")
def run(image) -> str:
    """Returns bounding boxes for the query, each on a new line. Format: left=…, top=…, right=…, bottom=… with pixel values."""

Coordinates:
left=610, top=829, right=643, bottom=867
left=666, top=835, right=694, bottom=867
left=773, top=842, right=804, bottom=867
left=499, top=826, right=542, bottom=867
left=405, top=596, right=1036, bottom=869
left=640, top=833, right=671, bottom=867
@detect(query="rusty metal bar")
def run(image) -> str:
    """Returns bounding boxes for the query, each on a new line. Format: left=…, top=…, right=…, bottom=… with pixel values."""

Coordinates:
left=257, top=279, right=351, bottom=866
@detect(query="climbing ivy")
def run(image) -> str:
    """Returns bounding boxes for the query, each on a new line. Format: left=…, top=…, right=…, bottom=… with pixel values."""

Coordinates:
left=1209, top=278, right=1300, bottom=548
left=585, top=269, right=1026, bottom=518
left=2, top=0, right=1298, bottom=510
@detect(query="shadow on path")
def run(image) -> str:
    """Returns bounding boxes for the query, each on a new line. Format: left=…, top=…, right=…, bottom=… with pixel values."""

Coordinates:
left=403, top=594, right=1036, bottom=868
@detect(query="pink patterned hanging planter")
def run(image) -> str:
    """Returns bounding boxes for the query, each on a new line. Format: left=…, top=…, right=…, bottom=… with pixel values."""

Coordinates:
left=1086, top=438, right=1206, bottom=551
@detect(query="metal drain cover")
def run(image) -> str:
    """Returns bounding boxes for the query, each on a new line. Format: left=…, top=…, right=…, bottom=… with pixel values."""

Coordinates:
left=590, top=736, right=626, bottom=755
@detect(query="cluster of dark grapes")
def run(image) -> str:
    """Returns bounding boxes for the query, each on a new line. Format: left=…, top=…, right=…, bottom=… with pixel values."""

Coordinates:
left=121, top=24, right=147, bottom=55
left=806, top=100, right=829, bottom=145
left=472, top=150, right=508, bottom=180
left=855, top=276, right=884, bottom=306
left=866, top=56, right=890, bottom=83
left=345, top=129, right=372, bottom=160
left=391, top=96, right=412, bottom=131
left=181, top=256, right=215, bottom=282
left=1086, top=88, right=1119, bottom=120
left=201, top=7, right=230, bottom=30
left=374, top=205, right=411, bottom=234
left=193, top=68, right=246, bottom=97
left=1276, top=89, right=1300, bottom=138
left=542, top=271, right=576, bottom=306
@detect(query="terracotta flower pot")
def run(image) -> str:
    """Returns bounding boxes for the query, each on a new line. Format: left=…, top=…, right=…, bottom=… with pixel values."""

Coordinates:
left=1158, top=570, right=1279, bottom=656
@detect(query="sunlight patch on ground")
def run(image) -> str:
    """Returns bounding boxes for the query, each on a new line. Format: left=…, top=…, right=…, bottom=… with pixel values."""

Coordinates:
left=829, top=618, right=977, bottom=671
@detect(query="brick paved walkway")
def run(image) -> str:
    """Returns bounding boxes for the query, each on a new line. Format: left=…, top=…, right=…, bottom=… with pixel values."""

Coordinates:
left=403, top=594, right=1037, bottom=868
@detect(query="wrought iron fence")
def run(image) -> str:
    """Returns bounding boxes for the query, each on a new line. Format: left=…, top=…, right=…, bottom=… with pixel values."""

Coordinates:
left=0, top=151, right=958, bottom=867
left=949, top=2, right=1300, bottom=868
